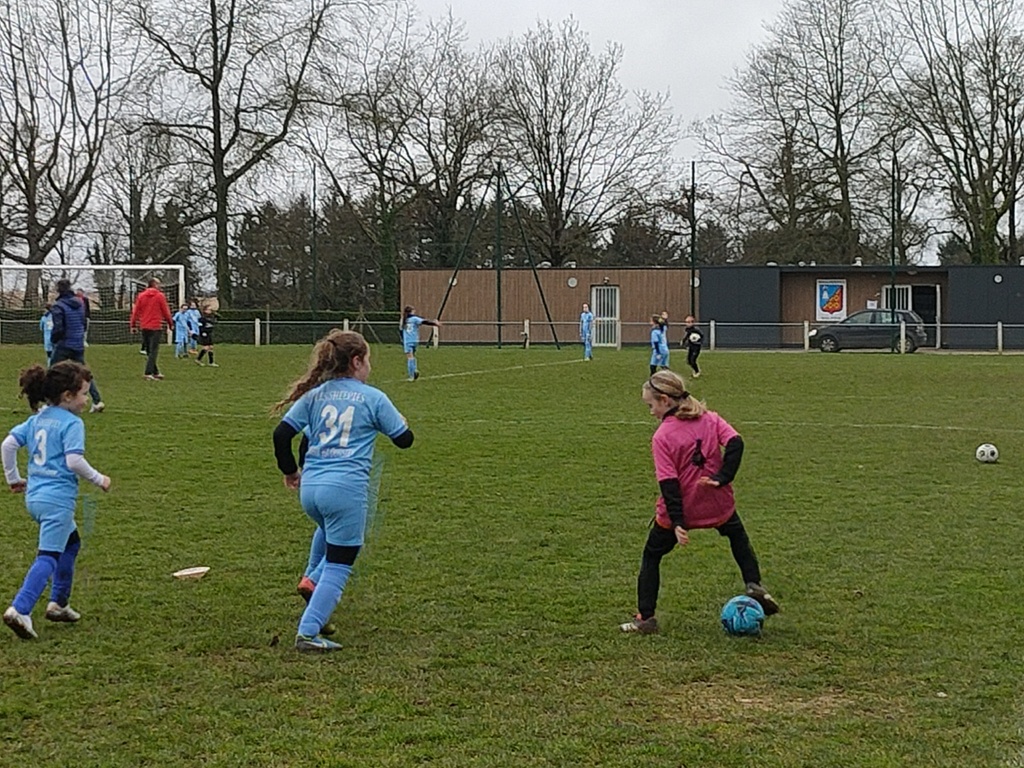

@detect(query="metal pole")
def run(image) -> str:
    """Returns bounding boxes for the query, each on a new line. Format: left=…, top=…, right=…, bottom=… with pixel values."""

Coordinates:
left=890, top=150, right=898, bottom=324
left=496, top=163, right=503, bottom=349
left=311, top=163, right=318, bottom=317
left=689, top=160, right=697, bottom=316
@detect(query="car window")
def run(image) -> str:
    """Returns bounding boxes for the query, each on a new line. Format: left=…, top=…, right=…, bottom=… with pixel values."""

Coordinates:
left=844, top=311, right=874, bottom=324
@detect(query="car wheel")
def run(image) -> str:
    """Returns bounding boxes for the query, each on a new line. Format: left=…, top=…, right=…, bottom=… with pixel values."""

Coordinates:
left=818, top=335, right=839, bottom=352
left=892, top=336, right=917, bottom=354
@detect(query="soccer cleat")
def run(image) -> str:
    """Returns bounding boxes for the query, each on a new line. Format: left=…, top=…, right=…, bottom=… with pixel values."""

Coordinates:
left=295, top=633, right=342, bottom=653
left=745, top=583, right=780, bottom=616
left=194, top=359, right=204, bottom=366
left=413, top=371, right=420, bottom=380
left=208, top=363, right=219, bottom=368
left=139, top=349, right=148, bottom=355
left=153, top=373, right=165, bottom=380
left=692, top=372, right=701, bottom=378
left=619, top=614, right=659, bottom=634
left=144, top=374, right=156, bottom=380
left=45, top=602, right=81, bottom=622
left=3, top=606, right=38, bottom=639
left=89, top=401, right=105, bottom=413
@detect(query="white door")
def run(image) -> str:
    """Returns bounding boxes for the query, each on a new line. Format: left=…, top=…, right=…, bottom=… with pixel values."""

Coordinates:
left=591, top=285, right=620, bottom=347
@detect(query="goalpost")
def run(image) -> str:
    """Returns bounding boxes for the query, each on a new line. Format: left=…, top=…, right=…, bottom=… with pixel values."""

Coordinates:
left=0, top=263, right=186, bottom=346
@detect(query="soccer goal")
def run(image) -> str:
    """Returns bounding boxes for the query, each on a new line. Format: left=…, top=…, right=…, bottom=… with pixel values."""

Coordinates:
left=0, top=263, right=186, bottom=346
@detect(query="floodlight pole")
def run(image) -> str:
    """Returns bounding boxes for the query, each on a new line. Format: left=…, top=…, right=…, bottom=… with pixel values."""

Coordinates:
left=689, top=161, right=697, bottom=316
left=890, top=149, right=898, bottom=325
left=496, top=163, right=503, bottom=349
left=311, top=162, right=318, bottom=317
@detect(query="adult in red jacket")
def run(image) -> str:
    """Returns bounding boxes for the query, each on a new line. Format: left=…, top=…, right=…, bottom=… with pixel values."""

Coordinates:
left=130, top=278, right=174, bottom=379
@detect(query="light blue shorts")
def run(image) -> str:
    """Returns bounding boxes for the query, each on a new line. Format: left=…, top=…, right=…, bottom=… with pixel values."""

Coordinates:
left=403, top=342, right=418, bottom=354
left=300, top=483, right=368, bottom=547
left=27, top=500, right=77, bottom=552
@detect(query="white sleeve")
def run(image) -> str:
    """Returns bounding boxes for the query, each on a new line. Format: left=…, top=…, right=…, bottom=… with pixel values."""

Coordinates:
left=65, top=453, right=105, bottom=487
left=2, top=434, right=22, bottom=485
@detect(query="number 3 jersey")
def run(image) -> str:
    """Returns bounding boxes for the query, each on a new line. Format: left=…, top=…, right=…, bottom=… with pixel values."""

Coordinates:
left=282, top=378, right=406, bottom=497
left=8, top=406, right=86, bottom=509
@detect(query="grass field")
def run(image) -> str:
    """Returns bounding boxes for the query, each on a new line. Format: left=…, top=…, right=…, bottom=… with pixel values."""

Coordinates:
left=1, top=342, right=1022, bottom=767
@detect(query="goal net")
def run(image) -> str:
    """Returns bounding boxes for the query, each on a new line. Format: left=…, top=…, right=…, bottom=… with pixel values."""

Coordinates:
left=0, top=264, right=186, bottom=346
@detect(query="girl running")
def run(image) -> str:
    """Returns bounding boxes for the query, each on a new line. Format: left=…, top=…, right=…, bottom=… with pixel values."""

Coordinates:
left=2, top=362, right=111, bottom=640
left=272, top=330, right=414, bottom=652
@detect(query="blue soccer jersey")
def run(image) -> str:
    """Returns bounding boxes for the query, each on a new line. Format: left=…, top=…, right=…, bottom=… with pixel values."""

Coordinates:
left=172, top=311, right=191, bottom=342
left=8, top=406, right=85, bottom=509
left=580, top=311, right=593, bottom=340
left=282, top=379, right=406, bottom=499
left=40, top=313, right=54, bottom=352
left=402, top=316, right=425, bottom=348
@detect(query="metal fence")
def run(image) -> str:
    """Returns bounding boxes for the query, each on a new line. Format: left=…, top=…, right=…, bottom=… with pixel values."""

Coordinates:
left=5, top=316, right=1024, bottom=352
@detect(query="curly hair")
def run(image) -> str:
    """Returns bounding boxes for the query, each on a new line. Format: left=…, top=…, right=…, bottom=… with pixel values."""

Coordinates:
left=18, top=361, right=93, bottom=411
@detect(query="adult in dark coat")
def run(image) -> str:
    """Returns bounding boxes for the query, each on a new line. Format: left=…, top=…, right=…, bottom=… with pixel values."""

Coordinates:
left=50, top=279, right=104, bottom=411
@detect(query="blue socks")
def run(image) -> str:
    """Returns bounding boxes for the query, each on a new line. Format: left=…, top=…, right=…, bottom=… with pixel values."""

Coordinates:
left=407, top=358, right=416, bottom=380
left=51, top=536, right=81, bottom=607
left=13, top=554, right=58, bottom=615
left=298, top=562, right=352, bottom=637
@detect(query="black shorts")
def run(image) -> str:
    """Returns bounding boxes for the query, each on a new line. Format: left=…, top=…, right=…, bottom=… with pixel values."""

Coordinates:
left=199, top=335, right=213, bottom=347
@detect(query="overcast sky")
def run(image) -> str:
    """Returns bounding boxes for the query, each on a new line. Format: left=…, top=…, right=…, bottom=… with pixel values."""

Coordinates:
left=414, top=0, right=789, bottom=158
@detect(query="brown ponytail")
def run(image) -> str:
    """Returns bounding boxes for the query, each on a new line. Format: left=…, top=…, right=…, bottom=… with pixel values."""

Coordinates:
left=274, top=329, right=370, bottom=412
left=643, top=369, right=707, bottom=420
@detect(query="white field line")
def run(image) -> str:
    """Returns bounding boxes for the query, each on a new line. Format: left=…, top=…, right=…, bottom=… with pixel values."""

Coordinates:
left=90, top=358, right=588, bottom=422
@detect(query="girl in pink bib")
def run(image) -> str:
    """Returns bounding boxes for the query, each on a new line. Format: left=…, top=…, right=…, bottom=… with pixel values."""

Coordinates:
left=621, top=370, right=779, bottom=634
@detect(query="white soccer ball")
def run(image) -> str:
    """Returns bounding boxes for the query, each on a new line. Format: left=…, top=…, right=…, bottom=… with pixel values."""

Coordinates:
left=688, top=332, right=701, bottom=344
left=975, top=443, right=999, bottom=463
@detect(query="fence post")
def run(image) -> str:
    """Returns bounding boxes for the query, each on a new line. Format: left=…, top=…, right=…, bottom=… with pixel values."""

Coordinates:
left=254, top=318, right=261, bottom=347
left=343, top=318, right=349, bottom=332
left=616, top=321, right=622, bottom=351
left=803, top=320, right=809, bottom=351
left=523, top=319, right=530, bottom=349
left=709, top=320, right=716, bottom=351
left=997, top=321, right=1003, bottom=354
left=433, top=325, right=440, bottom=348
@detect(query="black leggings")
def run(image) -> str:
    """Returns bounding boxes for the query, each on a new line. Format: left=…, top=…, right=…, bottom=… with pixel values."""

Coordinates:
left=636, top=512, right=761, bottom=620
left=687, top=345, right=701, bottom=374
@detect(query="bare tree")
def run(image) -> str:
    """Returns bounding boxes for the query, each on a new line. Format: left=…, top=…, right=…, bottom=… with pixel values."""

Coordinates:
left=401, top=14, right=498, bottom=268
left=492, top=18, right=679, bottom=266
left=0, top=0, right=119, bottom=303
left=699, top=0, right=903, bottom=264
left=306, top=0, right=419, bottom=309
left=886, top=0, right=1024, bottom=263
left=125, top=0, right=341, bottom=306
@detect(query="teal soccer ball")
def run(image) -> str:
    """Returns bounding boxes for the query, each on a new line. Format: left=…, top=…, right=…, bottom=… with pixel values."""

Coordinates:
left=720, top=595, right=765, bottom=636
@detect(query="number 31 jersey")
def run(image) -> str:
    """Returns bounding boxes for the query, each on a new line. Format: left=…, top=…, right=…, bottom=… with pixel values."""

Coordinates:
left=282, top=378, right=406, bottom=495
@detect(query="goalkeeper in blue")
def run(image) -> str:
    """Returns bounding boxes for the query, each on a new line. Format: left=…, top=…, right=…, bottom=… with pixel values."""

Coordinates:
left=401, top=305, right=440, bottom=381
left=580, top=303, right=594, bottom=360
left=2, top=362, right=111, bottom=640
left=172, top=304, right=191, bottom=358
left=273, top=329, right=414, bottom=652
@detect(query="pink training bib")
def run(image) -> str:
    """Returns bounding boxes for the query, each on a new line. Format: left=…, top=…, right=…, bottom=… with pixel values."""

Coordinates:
left=652, top=410, right=738, bottom=530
